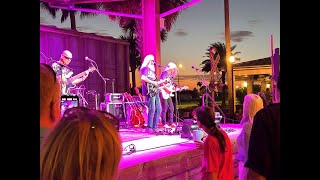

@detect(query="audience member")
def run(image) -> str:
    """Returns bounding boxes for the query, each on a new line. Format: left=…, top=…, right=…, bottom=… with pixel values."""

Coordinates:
left=236, top=94, right=264, bottom=180
left=257, top=91, right=268, bottom=107
left=40, top=107, right=123, bottom=180
left=194, top=106, right=234, bottom=180
left=245, top=72, right=280, bottom=180
left=40, top=63, right=61, bottom=143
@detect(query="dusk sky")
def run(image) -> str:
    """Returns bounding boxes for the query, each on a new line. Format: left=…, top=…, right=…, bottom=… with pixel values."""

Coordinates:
left=40, top=0, right=279, bottom=89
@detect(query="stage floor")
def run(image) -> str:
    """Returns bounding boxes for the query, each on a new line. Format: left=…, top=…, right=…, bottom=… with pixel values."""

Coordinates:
left=117, top=123, right=242, bottom=179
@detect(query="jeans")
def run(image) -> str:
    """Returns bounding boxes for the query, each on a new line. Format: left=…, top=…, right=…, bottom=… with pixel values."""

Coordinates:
left=161, top=97, right=174, bottom=125
left=146, top=93, right=161, bottom=129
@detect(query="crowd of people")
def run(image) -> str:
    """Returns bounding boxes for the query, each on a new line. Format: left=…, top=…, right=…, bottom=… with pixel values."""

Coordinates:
left=40, top=51, right=280, bottom=180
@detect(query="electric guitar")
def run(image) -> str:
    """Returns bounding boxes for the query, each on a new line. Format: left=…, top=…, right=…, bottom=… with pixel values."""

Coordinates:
left=63, top=66, right=96, bottom=94
left=160, top=83, right=189, bottom=100
left=146, top=78, right=170, bottom=97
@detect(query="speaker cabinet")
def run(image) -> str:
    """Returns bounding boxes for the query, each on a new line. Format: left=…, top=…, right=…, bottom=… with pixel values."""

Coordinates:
left=100, top=102, right=126, bottom=125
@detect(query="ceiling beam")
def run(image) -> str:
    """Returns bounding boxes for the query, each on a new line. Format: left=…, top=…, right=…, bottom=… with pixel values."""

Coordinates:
left=49, top=4, right=142, bottom=19
left=45, top=0, right=202, bottom=20
left=160, top=0, right=202, bottom=18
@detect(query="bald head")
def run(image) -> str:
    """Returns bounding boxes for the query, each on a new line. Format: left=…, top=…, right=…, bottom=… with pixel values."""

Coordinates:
left=59, top=50, right=73, bottom=65
left=61, top=50, right=72, bottom=59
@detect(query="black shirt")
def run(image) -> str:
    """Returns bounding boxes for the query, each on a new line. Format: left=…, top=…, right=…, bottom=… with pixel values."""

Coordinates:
left=245, top=103, right=280, bottom=180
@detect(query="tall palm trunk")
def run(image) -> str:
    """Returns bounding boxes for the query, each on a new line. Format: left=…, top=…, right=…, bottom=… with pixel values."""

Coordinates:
left=70, top=11, right=76, bottom=30
left=221, top=71, right=226, bottom=107
left=131, top=65, right=137, bottom=88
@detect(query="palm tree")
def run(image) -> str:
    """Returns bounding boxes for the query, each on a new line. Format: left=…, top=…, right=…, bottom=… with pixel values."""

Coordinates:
left=40, top=2, right=103, bottom=30
left=200, top=42, right=241, bottom=107
left=119, top=19, right=168, bottom=89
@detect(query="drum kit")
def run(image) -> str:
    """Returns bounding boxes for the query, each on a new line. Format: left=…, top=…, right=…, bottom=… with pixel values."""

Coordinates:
left=69, top=86, right=88, bottom=107
left=68, top=86, right=99, bottom=109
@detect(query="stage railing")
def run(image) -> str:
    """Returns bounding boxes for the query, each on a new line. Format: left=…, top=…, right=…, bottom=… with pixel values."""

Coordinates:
left=201, top=93, right=226, bottom=124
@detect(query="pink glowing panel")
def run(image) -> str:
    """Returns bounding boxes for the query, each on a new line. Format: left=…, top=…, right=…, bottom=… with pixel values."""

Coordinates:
left=119, top=135, right=196, bottom=169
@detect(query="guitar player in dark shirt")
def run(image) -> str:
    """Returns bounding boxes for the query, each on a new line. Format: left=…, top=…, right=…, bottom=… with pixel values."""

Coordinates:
left=140, top=54, right=168, bottom=134
left=51, top=50, right=90, bottom=95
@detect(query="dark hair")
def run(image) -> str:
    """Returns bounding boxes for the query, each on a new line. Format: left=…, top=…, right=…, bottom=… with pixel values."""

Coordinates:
left=195, top=106, right=226, bottom=152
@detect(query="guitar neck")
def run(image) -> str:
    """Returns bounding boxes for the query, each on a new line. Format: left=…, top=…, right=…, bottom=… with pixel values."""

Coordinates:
left=124, top=93, right=138, bottom=110
left=67, top=70, right=88, bottom=84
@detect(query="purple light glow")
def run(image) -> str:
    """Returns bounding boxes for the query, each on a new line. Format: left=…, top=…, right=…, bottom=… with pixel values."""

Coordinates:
left=119, top=124, right=242, bottom=169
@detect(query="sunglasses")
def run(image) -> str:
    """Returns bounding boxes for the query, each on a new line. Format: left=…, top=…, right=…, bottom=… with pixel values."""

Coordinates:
left=63, top=55, right=72, bottom=60
left=61, top=106, right=120, bottom=131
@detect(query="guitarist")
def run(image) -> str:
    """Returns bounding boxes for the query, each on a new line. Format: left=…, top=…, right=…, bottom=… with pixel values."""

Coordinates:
left=51, top=50, right=89, bottom=95
left=159, top=62, right=188, bottom=128
left=140, top=54, right=167, bottom=134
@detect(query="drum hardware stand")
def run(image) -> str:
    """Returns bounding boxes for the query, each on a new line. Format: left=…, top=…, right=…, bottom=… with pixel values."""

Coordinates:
left=87, top=90, right=99, bottom=110
left=75, top=85, right=88, bottom=107
left=111, top=79, right=116, bottom=116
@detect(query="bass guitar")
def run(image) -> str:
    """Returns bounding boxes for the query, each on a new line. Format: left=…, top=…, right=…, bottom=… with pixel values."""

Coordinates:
left=63, top=66, right=96, bottom=94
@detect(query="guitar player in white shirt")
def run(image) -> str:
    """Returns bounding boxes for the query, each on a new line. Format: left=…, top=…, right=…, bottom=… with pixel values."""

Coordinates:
left=159, top=62, right=188, bottom=128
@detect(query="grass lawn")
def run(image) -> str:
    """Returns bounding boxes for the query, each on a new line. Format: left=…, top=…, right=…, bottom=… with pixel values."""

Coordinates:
left=177, top=100, right=223, bottom=109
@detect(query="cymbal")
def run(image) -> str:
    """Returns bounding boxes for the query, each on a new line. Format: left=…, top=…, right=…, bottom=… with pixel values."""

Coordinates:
left=69, top=87, right=86, bottom=91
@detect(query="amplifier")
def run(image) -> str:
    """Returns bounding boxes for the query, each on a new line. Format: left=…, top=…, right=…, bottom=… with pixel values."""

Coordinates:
left=105, top=93, right=124, bottom=103
left=100, top=102, right=125, bottom=117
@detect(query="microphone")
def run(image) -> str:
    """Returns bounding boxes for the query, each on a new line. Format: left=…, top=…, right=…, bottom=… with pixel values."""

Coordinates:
left=191, top=66, right=199, bottom=71
left=154, top=63, right=163, bottom=68
left=85, top=56, right=95, bottom=62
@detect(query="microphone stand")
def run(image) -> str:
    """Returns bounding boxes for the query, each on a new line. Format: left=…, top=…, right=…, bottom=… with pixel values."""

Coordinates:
left=111, top=79, right=115, bottom=116
left=88, top=60, right=110, bottom=110
left=194, top=67, right=211, bottom=106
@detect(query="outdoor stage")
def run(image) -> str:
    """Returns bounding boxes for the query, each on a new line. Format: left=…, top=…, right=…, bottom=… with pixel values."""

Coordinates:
left=117, top=123, right=242, bottom=180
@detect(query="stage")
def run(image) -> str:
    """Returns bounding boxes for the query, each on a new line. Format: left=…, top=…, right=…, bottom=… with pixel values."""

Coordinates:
left=117, top=123, right=242, bottom=180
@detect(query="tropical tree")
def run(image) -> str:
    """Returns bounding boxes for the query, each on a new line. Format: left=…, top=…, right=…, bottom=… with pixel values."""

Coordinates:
left=119, top=19, right=168, bottom=88
left=200, top=42, right=241, bottom=107
left=40, top=1, right=102, bottom=30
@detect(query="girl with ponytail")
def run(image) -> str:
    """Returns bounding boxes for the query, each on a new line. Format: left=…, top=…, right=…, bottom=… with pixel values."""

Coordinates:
left=194, top=106, right=234, bottom=180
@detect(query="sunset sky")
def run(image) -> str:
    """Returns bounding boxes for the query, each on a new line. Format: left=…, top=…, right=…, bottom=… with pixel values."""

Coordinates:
left=40, top=0, right=280, bottom=89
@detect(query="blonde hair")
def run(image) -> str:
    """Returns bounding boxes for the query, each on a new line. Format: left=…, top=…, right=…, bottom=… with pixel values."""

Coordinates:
left=240, top=94, right=264, bottom=126
left=40, top=63, right=61, bottom=124
left=40, top=107, right=123, bottom=180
